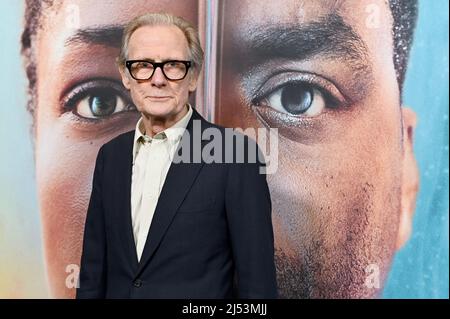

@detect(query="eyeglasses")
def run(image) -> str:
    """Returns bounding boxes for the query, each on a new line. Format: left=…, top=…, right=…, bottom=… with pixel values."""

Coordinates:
left=125, top=60, right=191, bottom=81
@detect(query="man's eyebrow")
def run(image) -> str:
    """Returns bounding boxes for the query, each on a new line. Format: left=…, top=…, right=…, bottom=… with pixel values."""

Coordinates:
left=65, top=25, right=125, bottom=48
left=243, top=14, right=370, bottom=72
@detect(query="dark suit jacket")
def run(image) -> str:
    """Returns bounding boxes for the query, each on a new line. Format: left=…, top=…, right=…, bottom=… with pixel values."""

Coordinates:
left=76, top=108, right=277, bottom=299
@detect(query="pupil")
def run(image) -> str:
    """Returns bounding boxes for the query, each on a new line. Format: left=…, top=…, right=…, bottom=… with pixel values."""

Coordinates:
left=280, top=84, right=313, bottom=114
left=89, top=92, right=116, bottom=116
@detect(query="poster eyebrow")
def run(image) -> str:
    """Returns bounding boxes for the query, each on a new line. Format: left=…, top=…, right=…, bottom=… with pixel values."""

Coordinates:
left=65, top=24, right=125, bottom=48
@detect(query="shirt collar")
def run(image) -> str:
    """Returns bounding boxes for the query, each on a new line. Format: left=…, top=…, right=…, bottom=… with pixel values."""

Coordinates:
left=132, top=104, right=193, bottom=163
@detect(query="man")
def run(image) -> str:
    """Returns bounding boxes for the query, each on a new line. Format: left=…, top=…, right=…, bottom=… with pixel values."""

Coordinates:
left=215, top=0, right=419, bottom=298
left=21, top=0, right=420, bottom=299
left=76, top=12, right=277, bottom=299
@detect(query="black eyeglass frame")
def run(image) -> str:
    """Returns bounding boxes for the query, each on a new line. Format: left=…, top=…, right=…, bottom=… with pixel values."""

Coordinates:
left=125, top=60, right=192, bottom=81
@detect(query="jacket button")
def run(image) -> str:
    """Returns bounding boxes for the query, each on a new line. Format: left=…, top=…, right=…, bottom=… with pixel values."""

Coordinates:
left=133, top=280, right=142, bottom=288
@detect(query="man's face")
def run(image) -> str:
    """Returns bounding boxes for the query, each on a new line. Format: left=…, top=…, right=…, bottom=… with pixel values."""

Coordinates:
left=34, top=0, right=197, bottom=298
left=119, top=25, right=198, bottom=121
left=216, top=0, right=417, bottom=298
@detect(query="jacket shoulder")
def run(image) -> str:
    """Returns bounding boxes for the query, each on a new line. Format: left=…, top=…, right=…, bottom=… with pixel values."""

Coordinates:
left=100, top=130, right=134, bottom=155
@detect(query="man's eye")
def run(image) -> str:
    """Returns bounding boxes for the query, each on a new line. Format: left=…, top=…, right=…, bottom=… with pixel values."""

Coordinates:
left=63, top=80, right=136, bottom=120
left=166, top=62, right=180, bottom=68
left=137, top=62, right=152, bottom=69
left=260, top=83, right=326, bottom=116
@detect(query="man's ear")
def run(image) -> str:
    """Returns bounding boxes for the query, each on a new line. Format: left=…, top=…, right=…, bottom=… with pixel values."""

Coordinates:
left=118, top=65, right=131, bottom=90
left=396, top=107, right=419, bottom=250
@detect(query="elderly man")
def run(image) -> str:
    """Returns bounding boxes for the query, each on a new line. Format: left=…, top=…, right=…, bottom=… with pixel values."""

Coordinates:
left=76, top=13, right=277, bottom=299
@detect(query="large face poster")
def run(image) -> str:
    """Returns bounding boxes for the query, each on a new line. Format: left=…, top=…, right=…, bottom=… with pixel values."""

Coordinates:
left=0, top=0, right=448, bottom=299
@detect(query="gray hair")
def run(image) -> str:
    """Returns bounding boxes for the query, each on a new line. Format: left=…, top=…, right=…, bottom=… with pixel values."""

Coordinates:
left=117, top=12, right=204, bottom=75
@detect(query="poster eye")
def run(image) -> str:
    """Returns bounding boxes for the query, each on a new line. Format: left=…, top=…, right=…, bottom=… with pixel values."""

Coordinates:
left=261, top=83, right=326, bottom=116
left=63, top=80, right=136, bottom=120
left=76, top=90, right=131, bottom=118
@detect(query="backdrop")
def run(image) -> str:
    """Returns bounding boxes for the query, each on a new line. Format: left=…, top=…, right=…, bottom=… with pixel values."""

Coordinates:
left=0, top=0, right=448, bottom=298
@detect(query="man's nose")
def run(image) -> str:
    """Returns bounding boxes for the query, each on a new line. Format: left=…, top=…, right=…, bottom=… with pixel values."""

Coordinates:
left=150, top=66, right=168, bottom=87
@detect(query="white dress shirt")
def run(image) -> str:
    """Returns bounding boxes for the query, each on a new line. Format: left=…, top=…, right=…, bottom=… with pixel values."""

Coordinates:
left=131, top=105, right=193, bottom=261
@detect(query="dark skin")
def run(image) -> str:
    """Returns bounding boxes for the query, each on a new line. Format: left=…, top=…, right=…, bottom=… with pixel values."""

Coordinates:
left=215, top=0, right=418, bottom=298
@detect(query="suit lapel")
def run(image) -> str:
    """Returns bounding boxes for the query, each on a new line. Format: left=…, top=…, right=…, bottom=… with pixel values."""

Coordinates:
left=135, top=109, right=207, bottom=277
left=120, top=132, right=140, bottom=271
